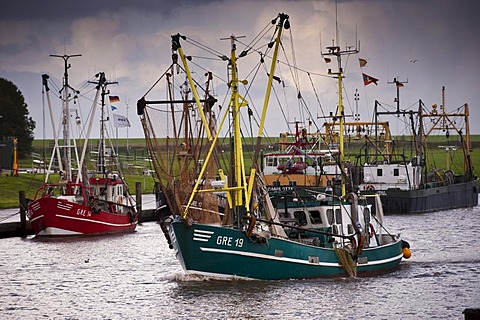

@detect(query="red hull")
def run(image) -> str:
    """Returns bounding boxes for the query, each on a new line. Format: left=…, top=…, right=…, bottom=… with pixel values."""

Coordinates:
left=28, top=197, right=137, bottom=236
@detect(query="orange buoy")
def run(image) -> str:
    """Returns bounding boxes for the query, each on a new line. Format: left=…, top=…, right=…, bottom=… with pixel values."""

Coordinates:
left=402, top=247, right=412, bottom=259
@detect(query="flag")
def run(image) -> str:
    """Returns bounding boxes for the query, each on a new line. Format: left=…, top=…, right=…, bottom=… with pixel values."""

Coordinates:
left=359, top=58, right=367, bottom=68
left=362, top=73, right=379, bottom=86
left=113, top=114, right=131, bottom=127
left=111, top=105, right=117, bottom=111
left=396, top=81, right=404, bottom=88
left=109, top=95, right=120, bottom=103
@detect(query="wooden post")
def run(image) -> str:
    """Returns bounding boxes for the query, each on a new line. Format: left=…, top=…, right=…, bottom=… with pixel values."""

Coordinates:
left=136, top=182, right=142, bottom=223
left=19, top=190, right=27, bottom=237
left=154, top=181, right=161, bottom=207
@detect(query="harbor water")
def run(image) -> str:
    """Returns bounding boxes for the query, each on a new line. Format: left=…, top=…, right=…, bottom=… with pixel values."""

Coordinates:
left=0, top=204, right=479, bottom=319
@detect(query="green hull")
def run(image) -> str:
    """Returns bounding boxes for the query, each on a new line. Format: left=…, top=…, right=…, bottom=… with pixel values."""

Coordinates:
left=169, top=218, right=404, bottom=280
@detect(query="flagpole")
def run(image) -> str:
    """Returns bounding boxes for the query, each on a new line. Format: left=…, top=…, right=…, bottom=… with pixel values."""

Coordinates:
left=126, top=99, right=129, bottom=155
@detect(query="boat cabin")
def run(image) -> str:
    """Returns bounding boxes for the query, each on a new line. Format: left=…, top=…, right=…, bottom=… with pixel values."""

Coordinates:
left=359, top=162, right=422, bottom=191
left=274, top=197, right=381, bottom=248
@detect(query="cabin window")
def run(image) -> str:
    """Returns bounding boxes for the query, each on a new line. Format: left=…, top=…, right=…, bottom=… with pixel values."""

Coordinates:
left=347, top=224, right=354, bottom=234
left=377, top=168, right=383, bottom=176
left=294, top=210, right=308, bottom=226
left=335, top=209, right=342, bottom=224
left=309, top=210, right=322, bottom=224
left=332, top=224, right=339, bottom=234
left=393, top=168, right=399, bottom=176
left=266, top=157, right=275, bottom=167
left=326, top=209, right=334, bottom=224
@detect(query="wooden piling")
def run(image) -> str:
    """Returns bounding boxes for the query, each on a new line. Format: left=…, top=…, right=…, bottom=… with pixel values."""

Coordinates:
left=154, top=182, right=161, bottom=207
left=136, top=182, right=142, bottom=223
left=19, top=190, right=27, bottom=237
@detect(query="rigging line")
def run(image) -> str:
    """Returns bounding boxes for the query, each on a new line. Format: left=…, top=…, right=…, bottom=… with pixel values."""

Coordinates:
left=143, top=63, right=174, bottom=97
left=276, top=63, right=292, bottom=131
left=186, top=55, right=224, bottom=61
left=187, top=58, right=228, bottom=85
left=342, top=81, right=355, bottom=120
left=239, top=16, right=275, bottom=52
left=297, top=94, right=322, bottom=134
left=307, top=72, right=327, bottom=121
left=247, top=58, right=288, bottom=138
left=235, top=22, right=276, bottom=58
left=287, top=28, right=301, bottom=95
left=183, top=36, right=227, bottom=60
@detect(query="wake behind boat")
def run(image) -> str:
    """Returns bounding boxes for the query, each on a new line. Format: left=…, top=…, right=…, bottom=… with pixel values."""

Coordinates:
left=28, top=54, right=137, bottom=236
left=139, top=13, right=410, bottom=280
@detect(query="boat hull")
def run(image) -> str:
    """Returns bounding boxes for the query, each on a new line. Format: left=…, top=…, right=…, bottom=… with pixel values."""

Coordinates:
left=169, top=218, right=403, bottom=280
left=382, top=179, right=479, bottom=214
left=28, top=197, right=137, bottom=236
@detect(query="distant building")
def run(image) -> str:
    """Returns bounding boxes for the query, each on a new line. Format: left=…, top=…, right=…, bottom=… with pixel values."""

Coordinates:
left=0, top=139, right=13, bottom=170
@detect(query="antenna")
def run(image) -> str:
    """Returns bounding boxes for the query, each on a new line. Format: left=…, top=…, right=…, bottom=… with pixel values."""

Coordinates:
left=50, top=53, right=82, bottom=181
left=387, top=77, right=408, bottom=113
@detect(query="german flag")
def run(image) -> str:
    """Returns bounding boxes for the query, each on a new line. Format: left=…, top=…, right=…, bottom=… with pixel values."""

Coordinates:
left=109, top=95, right=120, bottom=103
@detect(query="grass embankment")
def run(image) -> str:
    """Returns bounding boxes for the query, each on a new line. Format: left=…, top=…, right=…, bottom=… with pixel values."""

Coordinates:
left=2, top=136, right=480, bottom=209
left=0, top=173, right=157, bottom=209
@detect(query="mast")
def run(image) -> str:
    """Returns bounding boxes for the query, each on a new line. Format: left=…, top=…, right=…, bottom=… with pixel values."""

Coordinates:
left=178, top=13, right=287, bottom=220
left=251, top=13, right=290, bottom=171
left=89, top=73, right=118, bottom=177
left=50, top=54, right=81, bottom=181
left=322, top=43, right=358, bottom=197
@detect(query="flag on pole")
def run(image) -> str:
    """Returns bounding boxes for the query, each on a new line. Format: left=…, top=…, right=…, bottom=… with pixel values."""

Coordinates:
left=111, top=105, right=118, bottom=111
left=359, top=58, right=367, bottom=68
left=109, top=95, right=120, bottom=103
left=113, top=114, right=131, bottom=127
left=362, top=73, right=379, bottom=86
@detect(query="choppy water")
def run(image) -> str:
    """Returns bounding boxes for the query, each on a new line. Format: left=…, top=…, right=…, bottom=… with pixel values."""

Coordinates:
left=1, top=205, right=479, bottom=319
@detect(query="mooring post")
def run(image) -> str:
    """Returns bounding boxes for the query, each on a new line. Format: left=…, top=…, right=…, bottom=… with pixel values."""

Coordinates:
left=136, top=182, right=142, bottom=223
left=154, top=181, right=161, bottom=207
left=19, top=190, right=27, bottom=237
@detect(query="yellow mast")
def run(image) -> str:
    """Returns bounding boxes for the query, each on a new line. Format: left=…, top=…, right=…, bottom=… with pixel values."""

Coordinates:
left=178, top=14, right=288, bottom=218
left=172, top=34, right=213, bottom=141
left=322, top=44, right=358, bottom=197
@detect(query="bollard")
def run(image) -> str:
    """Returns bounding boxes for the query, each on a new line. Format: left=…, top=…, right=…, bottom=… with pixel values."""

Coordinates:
left=19, top=190, right=27, bottom=237
left=136, top=182, right=142, bottom=223
left=154, top=182, right=161, bottom=208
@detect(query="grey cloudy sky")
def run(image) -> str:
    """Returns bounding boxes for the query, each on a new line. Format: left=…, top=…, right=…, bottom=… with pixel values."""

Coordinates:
left=1, top=0, right=479, bottom=139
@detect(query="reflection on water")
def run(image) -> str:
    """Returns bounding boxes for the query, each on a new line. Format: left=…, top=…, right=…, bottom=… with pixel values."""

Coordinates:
left=0, top=207, right=479, bottom=319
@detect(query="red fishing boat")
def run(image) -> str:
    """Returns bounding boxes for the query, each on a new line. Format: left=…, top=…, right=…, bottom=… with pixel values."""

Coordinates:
left=28, top=54, right=137, bottom=236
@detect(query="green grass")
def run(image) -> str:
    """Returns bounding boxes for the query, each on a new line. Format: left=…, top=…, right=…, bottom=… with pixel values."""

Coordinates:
left=0, top=174, right=46, bottom=208
left=0, top=172, right=157, bottom=209
left=3, top=136, right=479, bottom=209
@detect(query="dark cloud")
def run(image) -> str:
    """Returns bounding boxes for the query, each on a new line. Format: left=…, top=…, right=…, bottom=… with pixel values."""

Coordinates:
left=0, top=0, right=217, bottom=20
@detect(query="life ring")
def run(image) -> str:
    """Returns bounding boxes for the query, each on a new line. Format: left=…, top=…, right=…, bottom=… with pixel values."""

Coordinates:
left=365, top=185, right=375, bottom=191
left=369, top=223, right=375, bottom=238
